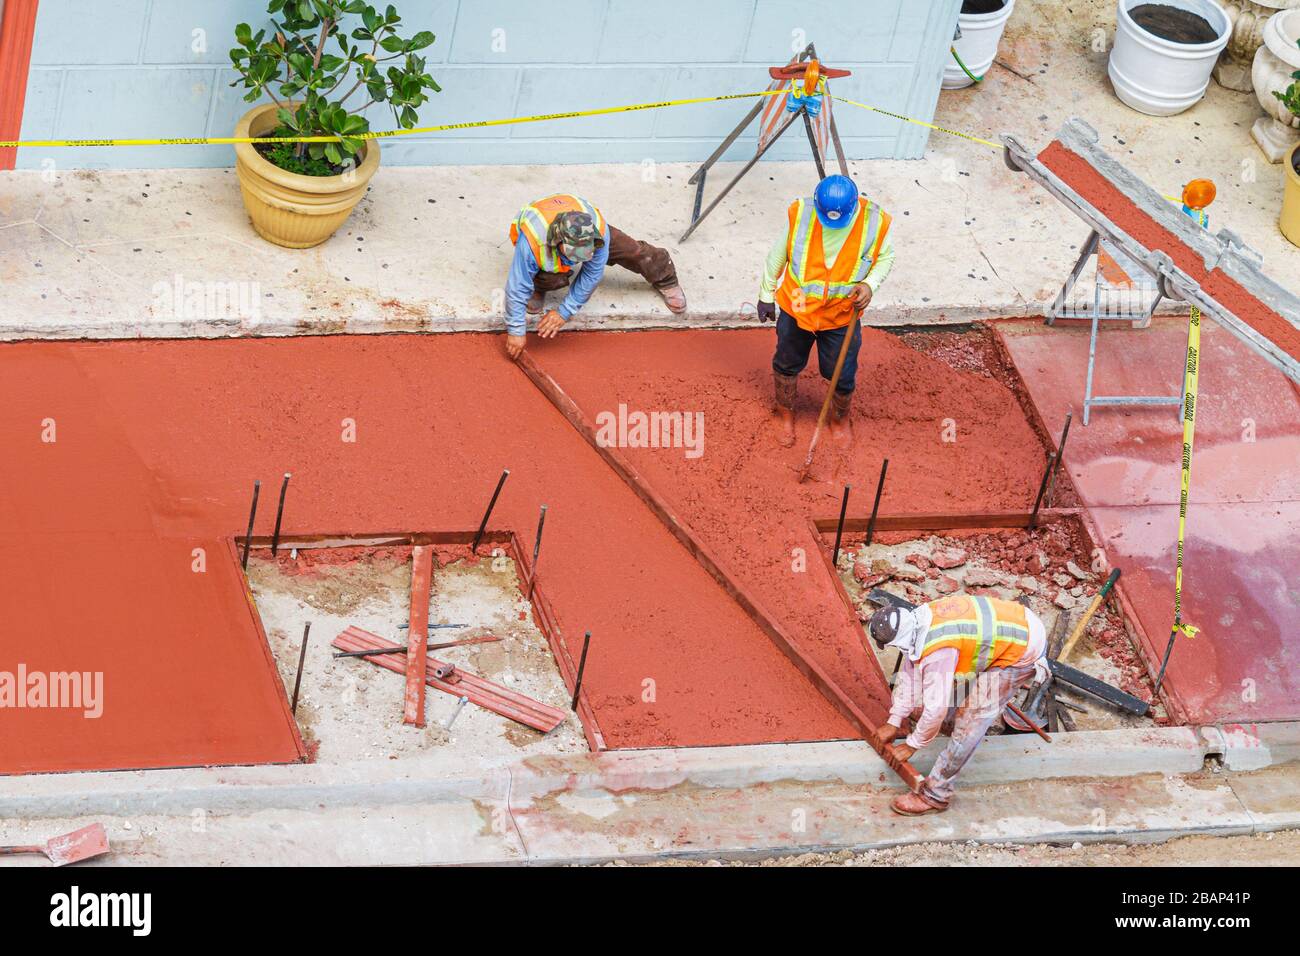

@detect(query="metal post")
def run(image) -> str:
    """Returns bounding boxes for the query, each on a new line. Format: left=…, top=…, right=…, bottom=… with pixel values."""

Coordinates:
left=832, top=484, right=851, bottom=567
left=291, top=621, right=310, bottom=715
left=471, top=469, right=509, bottom=554
left=241, top=480, right=261, bottom=571
left=1044, top=413, right=1072, bottom=508
left=801, top=105, right=827, bottom=180
left=1154, top=628, right=1179, bottom=695
left=527, top=504, right=548, bottom=601
left=271, top=472, right=291, bottom=557
left=570, top=631, right=592, bottom=712
left=1028, top=452, right=1057, bottom=530
left=865, top=459, right=889, bottom=547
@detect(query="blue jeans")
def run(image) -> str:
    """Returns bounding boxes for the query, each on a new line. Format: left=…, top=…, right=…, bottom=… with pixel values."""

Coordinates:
left=771, top=307, right=862, bottom=394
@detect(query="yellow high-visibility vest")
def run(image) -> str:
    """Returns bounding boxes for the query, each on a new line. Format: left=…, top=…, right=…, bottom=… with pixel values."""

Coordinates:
left=919, top=595, right=1031, bottom=676
left=508, top=194, right=606, bottom=274
left=776, top=196, right=891, bottom=332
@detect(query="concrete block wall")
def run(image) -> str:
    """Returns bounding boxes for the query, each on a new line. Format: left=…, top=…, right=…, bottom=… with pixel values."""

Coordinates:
left=17, top=0, right=962, bottom=169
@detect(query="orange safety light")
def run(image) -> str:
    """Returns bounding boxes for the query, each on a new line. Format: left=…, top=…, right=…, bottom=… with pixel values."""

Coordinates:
left=802, top=58, right=821, bottom=95
left=1182, top=178, right=1216, bottom=210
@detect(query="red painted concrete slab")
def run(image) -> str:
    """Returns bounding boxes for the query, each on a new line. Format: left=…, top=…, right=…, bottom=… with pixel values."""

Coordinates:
left=998, top=317, right=1300, bottom=724
left=0, top=334, right=861, bottom=773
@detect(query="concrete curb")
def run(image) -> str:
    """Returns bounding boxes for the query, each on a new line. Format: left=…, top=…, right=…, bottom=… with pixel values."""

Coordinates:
left=0, top=302, right=1200, bottom=344
left=0, top=725, right=1234, bottom=820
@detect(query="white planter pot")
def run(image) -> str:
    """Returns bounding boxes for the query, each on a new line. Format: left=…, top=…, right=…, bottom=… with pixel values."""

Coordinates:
left=943, top=0, right=1017, bottom=90
left=1108, top=0, right=1232, bottom=115
left=1251, top=9, right=1300, bottom=161
left=1214, top=0, right=1300, bottom=93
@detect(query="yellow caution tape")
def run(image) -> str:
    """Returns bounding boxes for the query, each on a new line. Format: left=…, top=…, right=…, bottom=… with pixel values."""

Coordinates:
left=0, top=87, right=1011, bottom=152
left=1170, top=209, right=1208, bottom=644
left=830, top=94, right=1002, bottom=150
left=0, top=90, right=785, bottom=149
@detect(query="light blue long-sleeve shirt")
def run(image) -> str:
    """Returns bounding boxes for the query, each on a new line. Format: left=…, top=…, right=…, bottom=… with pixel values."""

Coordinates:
left=504, top=224, right=610, bottom=336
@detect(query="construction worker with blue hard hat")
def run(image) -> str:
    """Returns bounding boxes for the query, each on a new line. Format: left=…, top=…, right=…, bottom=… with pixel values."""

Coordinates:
left=757, top=174, right=895, bottom=449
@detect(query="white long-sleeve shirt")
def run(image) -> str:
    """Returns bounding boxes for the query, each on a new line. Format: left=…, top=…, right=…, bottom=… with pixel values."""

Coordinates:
left=887, top=609, right=1047, bottom=750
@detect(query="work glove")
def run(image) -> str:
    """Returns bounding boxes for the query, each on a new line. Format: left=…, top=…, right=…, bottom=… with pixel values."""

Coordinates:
left=756, top=300, right=777, bottom=323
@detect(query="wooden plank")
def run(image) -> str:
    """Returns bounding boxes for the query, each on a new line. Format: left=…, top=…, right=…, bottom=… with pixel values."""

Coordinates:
left=516, top=352, right=922, bottom=791
left=403, top=545, right=434, bottom=727
left=509, top=533, right=607, bottom=751
left=812, top=511, right=1081, bottom=534
left=334, top=626, right=566, bottom=732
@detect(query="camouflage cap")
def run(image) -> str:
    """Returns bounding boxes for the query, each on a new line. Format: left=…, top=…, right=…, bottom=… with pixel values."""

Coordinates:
left=548, top=211, right=602, bottom=263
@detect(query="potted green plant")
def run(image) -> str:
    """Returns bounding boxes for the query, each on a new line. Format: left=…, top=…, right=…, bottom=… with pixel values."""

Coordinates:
left=1275, top=36, right=1300, bottom=245
left=229, top=0, right=441, bottom=248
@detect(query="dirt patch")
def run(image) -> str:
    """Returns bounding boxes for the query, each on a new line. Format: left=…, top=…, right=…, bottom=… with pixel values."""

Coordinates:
left=247, top=544, right=586, bottom=763
left=1129, top=5, right=1220, bottom=46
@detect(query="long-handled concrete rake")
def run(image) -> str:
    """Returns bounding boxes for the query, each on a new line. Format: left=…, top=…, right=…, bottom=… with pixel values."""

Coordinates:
left=798, top=309, right=861, bottom=483
left=0, top=823, right=109, bottom=866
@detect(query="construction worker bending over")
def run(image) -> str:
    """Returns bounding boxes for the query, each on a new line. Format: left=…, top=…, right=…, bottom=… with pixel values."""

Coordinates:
left=866, top=595, right=1049, bottom=815
left=503, top=194, right=687, bottom=359
left=756, top=174, right=894, bottom=448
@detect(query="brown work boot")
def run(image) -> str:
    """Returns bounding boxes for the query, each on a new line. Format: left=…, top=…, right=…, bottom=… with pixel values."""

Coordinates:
left=890, top=791, right=949, bottom=816
left=773, top=372, right=797, bottom=448
left=828, top=390, right=853, bottom=448
left=526, top=291, right=545, bottom=315
left=657, top=283, right=687, bottom=314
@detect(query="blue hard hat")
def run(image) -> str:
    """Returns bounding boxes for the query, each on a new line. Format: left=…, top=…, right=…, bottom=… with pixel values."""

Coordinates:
left=813, top=174, right=860, bottom=229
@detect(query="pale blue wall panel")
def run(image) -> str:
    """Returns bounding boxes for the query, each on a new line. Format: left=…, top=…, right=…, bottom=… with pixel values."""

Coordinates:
left=17, top=0, right=962, bottom=169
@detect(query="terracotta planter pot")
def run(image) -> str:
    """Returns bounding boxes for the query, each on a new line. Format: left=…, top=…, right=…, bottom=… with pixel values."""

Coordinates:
left=233, top=103, right=380, bottom=249
left=1281, top=142, right=1300, bottom=246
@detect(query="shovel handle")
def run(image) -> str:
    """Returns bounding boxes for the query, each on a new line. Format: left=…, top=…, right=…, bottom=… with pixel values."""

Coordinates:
left=0, top=845, right=44, bottom=856
left=798, top=309, right=862, bottom=483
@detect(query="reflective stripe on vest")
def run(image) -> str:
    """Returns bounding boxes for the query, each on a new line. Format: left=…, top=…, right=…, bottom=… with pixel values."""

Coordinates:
left=509, top=194, right=606, bottom=274
left=776, top=196, right=891, bottom=330
left=919, top=595, right=1030, bottom=676
left=787, top=198, right=879, bottom=302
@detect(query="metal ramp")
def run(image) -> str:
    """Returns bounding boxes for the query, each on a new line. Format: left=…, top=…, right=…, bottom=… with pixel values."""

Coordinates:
left=1004, top=118, right=1300, bottom=388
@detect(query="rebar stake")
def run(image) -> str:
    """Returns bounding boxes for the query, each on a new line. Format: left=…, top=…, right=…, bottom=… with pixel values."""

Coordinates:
left=1044, top=412, right=1073, bottom=509
left=271, top=472, right=291, bottom=557
left=1028, top=452, right=1057, bottom=530
left=241, top=480, right=261, bottom=571
left=571, top=631, right=592, bottom=712
left=832, top=484, right=851, bottom=567
left=471, top=469, right=510, bottom=554
left=865, top=459, right=889, bottom=547
left=291, top=621, right=310, bottom=715
left=527, top=504, right=548, bottom=601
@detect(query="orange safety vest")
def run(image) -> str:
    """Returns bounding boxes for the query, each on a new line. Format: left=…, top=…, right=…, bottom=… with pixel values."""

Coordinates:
left=918, top=595, right=1031, bottom=677
left=775, top=196, right=891, bottom=332
left=508, top=194, right=606, bottom=275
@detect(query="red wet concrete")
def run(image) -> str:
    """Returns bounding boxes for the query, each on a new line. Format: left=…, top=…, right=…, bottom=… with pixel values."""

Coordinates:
left=997, top=318, right=1300, bottom=724
left=536, top=327, right=1052, bottom=727
left=1, top=334, right=862, bottom=774
left=1039, top=140, right=1300, bottom=364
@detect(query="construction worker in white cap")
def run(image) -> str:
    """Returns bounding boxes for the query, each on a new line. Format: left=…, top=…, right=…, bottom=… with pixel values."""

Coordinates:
left=756, top=174, right=894, bottom=448
left=503, top=194, right=687, bottom=359
left=866, top=595, right=1050, bottom=815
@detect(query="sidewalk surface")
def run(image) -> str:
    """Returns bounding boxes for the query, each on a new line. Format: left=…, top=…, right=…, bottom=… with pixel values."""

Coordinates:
left=1, top=0, right=1297, bottom=340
